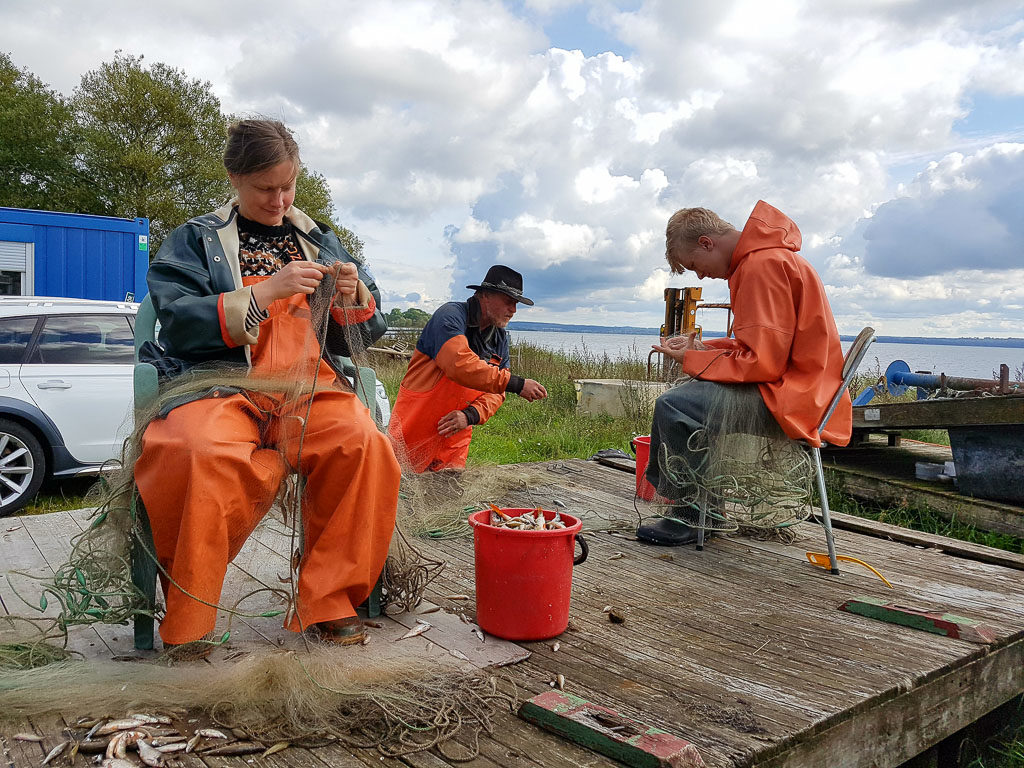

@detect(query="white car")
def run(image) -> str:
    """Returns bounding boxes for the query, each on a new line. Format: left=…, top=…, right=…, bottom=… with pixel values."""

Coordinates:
left=0, top=296, right=391, bottom=516
left=0, top=297, right=138, bottom=516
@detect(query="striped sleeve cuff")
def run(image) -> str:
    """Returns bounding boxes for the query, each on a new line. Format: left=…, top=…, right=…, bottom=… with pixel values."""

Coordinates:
left=245, top=292, right=269, bottom=331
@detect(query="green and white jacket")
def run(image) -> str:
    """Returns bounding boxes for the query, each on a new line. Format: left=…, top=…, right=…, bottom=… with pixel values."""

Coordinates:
left=142, top=201, right=385, bottom=379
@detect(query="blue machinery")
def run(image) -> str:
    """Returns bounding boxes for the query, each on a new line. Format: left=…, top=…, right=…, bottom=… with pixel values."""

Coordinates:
left=851, top=360, right=1023, bottom=504
left=854, top=360, right=1014, bottom=405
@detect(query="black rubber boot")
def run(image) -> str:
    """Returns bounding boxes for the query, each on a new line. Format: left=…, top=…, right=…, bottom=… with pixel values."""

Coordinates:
left=636, top=505, right=703, bottom=546
left=636, top=517, right=698, bottom=546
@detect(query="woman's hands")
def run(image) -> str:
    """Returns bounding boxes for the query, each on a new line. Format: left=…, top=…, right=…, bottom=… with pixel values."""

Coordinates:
left=251, top=260, right=360, bottom=310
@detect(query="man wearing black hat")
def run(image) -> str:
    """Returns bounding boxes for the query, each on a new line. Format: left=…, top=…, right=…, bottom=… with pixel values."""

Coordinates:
left=388, top=265, right=548, bottom=472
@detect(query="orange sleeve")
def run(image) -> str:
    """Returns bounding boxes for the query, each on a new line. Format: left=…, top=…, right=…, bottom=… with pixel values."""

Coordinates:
left=434, top=335, right=511, bottom=394
left=329, top=282, right=377, bottom=325
left=682, top=261, right=795, bottom=383
left=467, top=392, right=506, bottom=425
left=702, top=337, right=739, bottom=350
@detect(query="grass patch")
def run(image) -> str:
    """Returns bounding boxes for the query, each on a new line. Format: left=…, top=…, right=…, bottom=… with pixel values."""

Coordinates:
left=17, top=476, right=97, bottom=517
left=374, top=337, right=654, bottom=466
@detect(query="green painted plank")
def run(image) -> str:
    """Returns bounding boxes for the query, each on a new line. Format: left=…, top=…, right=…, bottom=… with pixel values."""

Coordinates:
left=839, top=596, right=997, bottom=644
left=518, top=690, right=704, bottom=768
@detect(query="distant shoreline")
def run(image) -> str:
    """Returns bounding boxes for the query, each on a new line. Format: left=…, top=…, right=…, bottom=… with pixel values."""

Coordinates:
left=506, top=321, right=1024, bottom=349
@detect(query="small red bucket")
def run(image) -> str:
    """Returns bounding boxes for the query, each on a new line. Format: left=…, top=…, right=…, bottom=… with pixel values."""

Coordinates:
left=468, top=508, right=588, bottom=641
left=631, top=436, right=657, bottom=501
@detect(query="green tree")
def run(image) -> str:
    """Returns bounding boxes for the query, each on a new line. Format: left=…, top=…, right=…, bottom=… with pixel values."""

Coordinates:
left=385, top=307, right=430, bottom=328
left=294, top=166, right=364, bottom=261
left=72, top=52, right=230, bottom=251
left=0, top=53, right=93, bottom=211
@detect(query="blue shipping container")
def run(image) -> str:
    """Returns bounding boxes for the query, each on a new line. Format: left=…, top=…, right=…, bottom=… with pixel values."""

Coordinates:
left=0, top=207, right=149, bottom=301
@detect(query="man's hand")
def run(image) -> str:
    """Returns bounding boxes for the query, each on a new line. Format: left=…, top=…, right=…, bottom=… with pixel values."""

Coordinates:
left=519, top=379, right=548, bottom=401
left=251, top=260, right=330, bottom=309
left=652, top=331, right=706, bottom=365
left=437, top=409, right=470, bottom=437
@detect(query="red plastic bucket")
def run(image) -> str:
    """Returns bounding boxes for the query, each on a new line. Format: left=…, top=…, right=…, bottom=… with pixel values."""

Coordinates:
left=468, top=508, right=588, bottom=641
left=631, top=436, right=657, bottom=501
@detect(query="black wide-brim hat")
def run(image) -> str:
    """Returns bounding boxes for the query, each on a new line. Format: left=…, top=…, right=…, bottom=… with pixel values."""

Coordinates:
left=466, top=264, right=534, bottom=305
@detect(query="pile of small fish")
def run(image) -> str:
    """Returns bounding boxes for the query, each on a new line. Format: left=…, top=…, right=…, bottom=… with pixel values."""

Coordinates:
left=487, top=505, right=566, bottom=530
left=14, top=712, right=292, bottom=767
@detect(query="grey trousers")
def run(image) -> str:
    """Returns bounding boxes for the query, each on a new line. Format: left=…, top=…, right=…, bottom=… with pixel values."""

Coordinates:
left=645, top=379, right=770, bottom=502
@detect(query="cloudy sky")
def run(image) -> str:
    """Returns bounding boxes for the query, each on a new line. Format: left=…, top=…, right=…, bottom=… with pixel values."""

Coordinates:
left=2, top=0, right=1023, bottom=336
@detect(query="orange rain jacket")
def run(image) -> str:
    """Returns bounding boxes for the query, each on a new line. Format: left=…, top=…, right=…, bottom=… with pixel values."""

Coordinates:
left=680, top=201, right=852, bottom=447
left=388, top=297, right=524, bottom=472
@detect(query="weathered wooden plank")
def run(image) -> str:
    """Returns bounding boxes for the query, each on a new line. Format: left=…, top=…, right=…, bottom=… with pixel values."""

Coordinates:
left=827, top=510, right=1024, bottom=572
left=753, top=635, right=1024, bottom=768
left=17, top=509, right=136, bottom=657
left=852, top=395, right=1024, bottom=429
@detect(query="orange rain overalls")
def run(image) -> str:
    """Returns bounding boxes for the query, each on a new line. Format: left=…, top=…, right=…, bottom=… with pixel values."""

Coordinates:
left=388, top=298, right=515, bottom=472
left=135, top=281, right=400, bottom=645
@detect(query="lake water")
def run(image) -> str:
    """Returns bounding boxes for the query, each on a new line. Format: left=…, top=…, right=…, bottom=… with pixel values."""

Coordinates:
left=510, top=329, right=1023, bottom=379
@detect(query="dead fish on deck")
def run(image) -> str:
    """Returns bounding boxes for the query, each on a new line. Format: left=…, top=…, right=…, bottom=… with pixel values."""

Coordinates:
left=91, top=719, right=150, bottom=737
left=153, top=743, right=188, bottom=754
left=42, top=742, right=69, bottom=765
left=135, top=740, right=165, bottom=768
left=125, top=714, right=171, bottom=726
left=397, top=623, right=431, bottom=641
left=196, top=729, right=227, bottom=740
left=106, top=731, right=149, bottom=760
left=13, top=734, right=42, bottom=742
left=548, top=674, right=566, bottom=691
left=261, top=742, right=290, bottom=758
left=100, top=759, right=136, bottom=768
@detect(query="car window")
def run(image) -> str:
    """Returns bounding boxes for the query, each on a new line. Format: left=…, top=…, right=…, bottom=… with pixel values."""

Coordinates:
left=30, top=314, right=135, bottom=365
left=0, top=316, right=39, bottom=364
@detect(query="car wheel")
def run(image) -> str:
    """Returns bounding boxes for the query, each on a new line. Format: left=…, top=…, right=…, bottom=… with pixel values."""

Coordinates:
left=0, top=419, right=46, bottom=517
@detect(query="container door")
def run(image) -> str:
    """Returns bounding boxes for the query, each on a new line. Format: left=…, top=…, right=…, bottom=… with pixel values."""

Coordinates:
left=20, top=313, right=135, bottom=465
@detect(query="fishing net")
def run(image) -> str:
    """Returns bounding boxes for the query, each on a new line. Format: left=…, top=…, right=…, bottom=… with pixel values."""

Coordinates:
left=0, top=648, right=517, bottom=760
left=647, top=378, right=813, bottom=537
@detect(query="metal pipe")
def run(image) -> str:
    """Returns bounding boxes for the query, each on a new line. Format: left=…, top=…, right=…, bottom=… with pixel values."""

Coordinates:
left=890, top=369, right=1003, bottom=392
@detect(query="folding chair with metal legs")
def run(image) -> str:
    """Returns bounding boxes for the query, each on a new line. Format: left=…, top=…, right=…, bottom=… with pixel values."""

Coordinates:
left=804, top=326, right=876, bottom=573
left=691, top=327, right=876, bottom=569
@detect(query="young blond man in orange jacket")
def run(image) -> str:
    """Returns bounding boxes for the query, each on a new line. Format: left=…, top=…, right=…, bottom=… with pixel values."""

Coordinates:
left=638, top=201, right=851, bottom=546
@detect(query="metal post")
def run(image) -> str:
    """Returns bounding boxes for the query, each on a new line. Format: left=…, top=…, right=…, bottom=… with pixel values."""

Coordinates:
left=811, top=446, right=840, bottom=574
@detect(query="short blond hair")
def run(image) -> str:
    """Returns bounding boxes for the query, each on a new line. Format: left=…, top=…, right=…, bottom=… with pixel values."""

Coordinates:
left=665, top=207, right=735, bottom=274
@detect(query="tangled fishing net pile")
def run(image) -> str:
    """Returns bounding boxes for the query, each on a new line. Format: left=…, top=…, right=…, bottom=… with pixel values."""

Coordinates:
left=649, top=379, right=813, bottom=541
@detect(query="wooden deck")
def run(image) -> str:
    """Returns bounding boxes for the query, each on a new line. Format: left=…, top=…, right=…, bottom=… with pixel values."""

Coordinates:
left=3, top=459, right=1024, bottom=768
